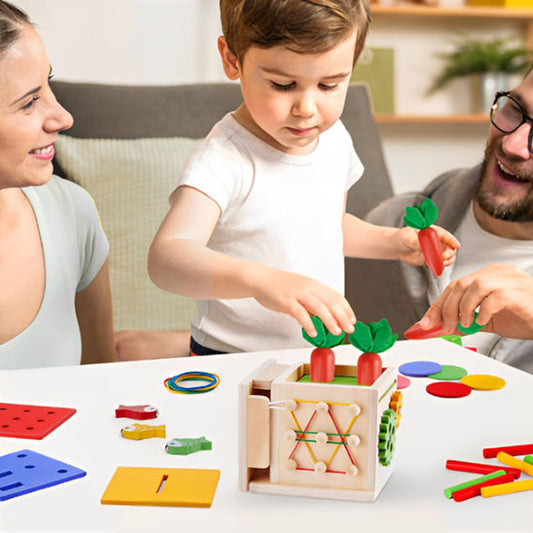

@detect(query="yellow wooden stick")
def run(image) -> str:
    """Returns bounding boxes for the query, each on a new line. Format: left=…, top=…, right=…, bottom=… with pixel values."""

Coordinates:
left=481, top=478, right=533, bottom=498
left=496, top=451, right=533, bottom=477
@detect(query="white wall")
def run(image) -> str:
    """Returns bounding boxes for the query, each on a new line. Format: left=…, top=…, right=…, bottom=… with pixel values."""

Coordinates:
left=12, top=1, right=528, bottom=195
left=14, top=0, right=225, bottom=84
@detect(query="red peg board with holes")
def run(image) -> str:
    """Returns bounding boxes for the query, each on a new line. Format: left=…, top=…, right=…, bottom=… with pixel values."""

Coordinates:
left=0, top=403, right=76, bottom=439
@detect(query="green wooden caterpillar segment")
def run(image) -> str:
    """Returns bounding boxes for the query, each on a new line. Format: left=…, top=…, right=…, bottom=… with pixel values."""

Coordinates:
left=301, top=315, right=345, bottom=348
left=348, top=319, right=397, bottom=354
left=403, top=197, right=439, bottom=230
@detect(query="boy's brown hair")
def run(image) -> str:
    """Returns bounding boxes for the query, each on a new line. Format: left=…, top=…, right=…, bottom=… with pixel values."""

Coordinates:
left=220, top=0, right=370, bottom=66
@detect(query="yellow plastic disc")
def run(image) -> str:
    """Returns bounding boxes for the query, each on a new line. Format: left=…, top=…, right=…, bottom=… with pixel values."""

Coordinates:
left=460, top=374, right=506, bottom=391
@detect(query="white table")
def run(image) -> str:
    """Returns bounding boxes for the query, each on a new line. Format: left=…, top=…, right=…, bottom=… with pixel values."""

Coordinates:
left=0, top=339, right=532, bottom=533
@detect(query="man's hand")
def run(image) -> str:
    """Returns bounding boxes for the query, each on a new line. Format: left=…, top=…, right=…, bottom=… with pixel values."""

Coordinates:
left=418, top=264, right=533, bottom=340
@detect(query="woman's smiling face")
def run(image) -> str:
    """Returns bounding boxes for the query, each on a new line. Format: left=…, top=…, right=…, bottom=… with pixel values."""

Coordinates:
left=0, top=25, right=73, bottom=190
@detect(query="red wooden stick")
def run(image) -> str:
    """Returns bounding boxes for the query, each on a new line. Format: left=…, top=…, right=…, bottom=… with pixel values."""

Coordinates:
left=446, top=459, right=521, bottom=479
left=452, top=472, right=515, bottom=502
left=483, top=444, right=533, bottom=459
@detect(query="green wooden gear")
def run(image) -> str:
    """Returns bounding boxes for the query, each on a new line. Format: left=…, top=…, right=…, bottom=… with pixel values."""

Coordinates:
left=378, top=408, right=397, bottom=466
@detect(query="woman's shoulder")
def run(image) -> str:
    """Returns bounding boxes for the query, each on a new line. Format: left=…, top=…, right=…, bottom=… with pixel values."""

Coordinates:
left=28, top=176, right=102, bottom=231
left=42, top=175, right=98, bottom=210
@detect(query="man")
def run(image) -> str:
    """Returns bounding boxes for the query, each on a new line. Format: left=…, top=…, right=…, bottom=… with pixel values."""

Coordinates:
left=368, top=67, right=533, bottom=373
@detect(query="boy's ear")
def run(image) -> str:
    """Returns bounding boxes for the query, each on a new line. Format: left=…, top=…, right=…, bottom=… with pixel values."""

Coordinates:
left=218, top=36, right=241, bottom=80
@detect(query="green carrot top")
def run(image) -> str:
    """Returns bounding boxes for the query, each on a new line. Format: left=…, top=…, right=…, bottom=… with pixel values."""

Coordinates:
left=302, top=316, right=345, bottom=348
left=403, top=197, right=439, bottom=230
left=348, top=319, right=397, bottom=354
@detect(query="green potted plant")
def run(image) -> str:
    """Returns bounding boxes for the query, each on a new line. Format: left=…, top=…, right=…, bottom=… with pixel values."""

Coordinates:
left=429, top=36, right=531, bottom=113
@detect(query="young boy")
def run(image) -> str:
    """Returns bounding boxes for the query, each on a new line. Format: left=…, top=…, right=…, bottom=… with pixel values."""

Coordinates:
left=148, top=0, right=459, bottom=355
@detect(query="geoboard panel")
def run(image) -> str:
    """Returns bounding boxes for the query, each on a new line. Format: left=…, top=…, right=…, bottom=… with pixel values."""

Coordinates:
left=0, top=403, right=76, bottom=439
left=0, top=449, right=86, bottom=501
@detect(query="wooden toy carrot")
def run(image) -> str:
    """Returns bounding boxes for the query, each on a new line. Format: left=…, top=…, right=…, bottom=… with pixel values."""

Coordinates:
left=302, top=316, right=345, bottom=383
left=348, top=319, right=397, bottom=386
left=404, top=312, right=484, bottom=340
left=403, top=197, right=444, bottom=276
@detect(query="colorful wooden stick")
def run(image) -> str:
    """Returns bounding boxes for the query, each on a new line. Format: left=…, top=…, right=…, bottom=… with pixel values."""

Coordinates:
left=483, top=443, right=533, bottom=458
left=452, top=472, right=515, bottom=502
left=481, top=478, right=533, bottom=498
left=446, top=459, right=521, bottom=479
left=496, top=451, right=533, bottom=477
left=444, top=470, right=508, bottom=499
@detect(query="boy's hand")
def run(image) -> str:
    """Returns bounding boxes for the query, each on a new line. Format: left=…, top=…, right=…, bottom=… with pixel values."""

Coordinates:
left=396, top=225, right=460, bottom=268
left=250, top=266, right=356, bottom=338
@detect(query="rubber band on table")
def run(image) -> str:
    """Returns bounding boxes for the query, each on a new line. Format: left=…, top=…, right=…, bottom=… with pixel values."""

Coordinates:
left=164, top=371, right=220, bottom=394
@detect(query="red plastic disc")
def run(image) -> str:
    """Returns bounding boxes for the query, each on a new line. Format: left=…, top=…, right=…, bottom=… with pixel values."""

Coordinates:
left=426, top=382, right=472, bottom=398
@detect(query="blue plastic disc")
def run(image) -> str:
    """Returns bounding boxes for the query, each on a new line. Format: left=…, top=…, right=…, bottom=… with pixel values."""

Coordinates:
left=399, top=361, right=442, bottom=377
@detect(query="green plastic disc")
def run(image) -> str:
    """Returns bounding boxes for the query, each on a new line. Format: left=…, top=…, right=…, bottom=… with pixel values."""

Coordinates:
left=428, top=365, right=468, bottom=381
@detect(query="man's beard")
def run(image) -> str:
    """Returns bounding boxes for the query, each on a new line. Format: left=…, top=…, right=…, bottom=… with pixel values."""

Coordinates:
left=475, top=139, right=533, bottom=222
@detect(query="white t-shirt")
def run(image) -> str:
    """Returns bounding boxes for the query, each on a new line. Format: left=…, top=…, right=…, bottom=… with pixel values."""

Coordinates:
left=176, top=114, right=363, bottom=352
left=434, top=202, right=533, bottom=354
left=0, top=176, right=109, bottom=369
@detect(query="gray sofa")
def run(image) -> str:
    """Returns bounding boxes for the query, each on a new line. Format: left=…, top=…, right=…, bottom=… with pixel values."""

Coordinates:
left=51, top=81, right=416, bottom=338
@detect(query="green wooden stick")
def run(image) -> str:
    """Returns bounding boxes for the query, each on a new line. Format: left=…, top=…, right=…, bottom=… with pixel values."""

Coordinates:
left=444, top=470, right=507, bottom=499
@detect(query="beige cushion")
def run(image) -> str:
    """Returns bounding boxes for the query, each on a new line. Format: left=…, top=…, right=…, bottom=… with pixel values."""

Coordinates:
left=55, top=135, right=201, bottom=331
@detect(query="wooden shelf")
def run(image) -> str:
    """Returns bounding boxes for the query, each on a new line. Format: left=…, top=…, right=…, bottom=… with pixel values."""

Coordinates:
left=370, top=4, right=533, bottom=18
left=374, top=113, right=490, bottom=124
left=369, top=4, right=532, bottom=125
left=371, top=4, right=533, bottom=51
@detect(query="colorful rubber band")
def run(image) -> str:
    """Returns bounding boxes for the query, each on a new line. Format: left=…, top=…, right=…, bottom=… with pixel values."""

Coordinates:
left=164, top=371, right=220, bottom=394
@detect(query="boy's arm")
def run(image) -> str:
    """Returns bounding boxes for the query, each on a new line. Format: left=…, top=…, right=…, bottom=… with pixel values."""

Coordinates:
left=343, top=212, right=403, bottom=259
left=342, top=191, right=459, bottom=265
left=148, top=186, right=356, bottom=337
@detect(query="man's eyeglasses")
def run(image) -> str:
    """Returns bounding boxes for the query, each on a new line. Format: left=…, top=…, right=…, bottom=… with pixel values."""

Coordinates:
left=490, top=91, right=533, bottom=155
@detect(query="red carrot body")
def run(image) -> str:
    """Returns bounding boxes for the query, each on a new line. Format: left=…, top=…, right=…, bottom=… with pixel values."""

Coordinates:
left=418, top=227, right=444, bottom=276
left=310, top=347, right=335, bottom=382
left=357, top=352, right=382, bottom=386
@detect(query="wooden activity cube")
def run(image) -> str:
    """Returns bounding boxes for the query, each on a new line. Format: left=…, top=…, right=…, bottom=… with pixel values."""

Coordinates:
left=239, top=359, right=401, bottom=502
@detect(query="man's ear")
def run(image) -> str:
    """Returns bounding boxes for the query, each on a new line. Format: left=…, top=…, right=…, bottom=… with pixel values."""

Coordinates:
left=218, top=36, right=241, bottom=80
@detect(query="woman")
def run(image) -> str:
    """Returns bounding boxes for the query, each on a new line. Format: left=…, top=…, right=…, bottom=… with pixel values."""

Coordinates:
left=0, top=1, right=116, bottom=368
